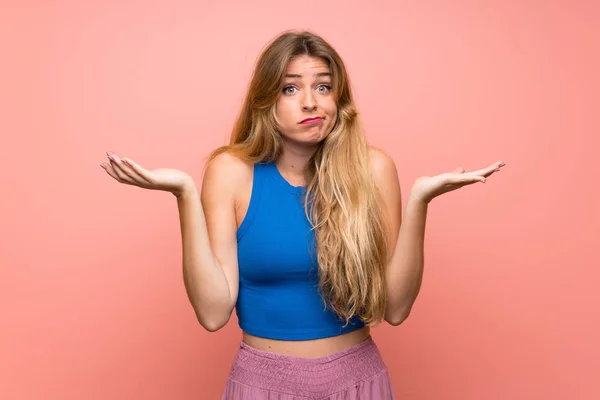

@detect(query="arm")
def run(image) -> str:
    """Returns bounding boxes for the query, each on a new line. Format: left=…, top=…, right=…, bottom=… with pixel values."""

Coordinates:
left=179, top=152, right=243, bottom=331
left=369, top=147, right=426, bottom=326
left=370, top=149, right=504, bottom=326
left=100, top=151, right=242, bottom=332
left=384, top=193, right=427, bottom=326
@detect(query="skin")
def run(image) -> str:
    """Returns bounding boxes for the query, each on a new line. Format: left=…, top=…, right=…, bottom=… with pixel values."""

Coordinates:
left=100, top=55, right=505, bottom=358
left=272, top=55, right=337, bottom=186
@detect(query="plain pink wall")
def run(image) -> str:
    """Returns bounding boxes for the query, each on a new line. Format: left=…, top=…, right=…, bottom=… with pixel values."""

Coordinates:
left=2, top=1, right=599, bottom=399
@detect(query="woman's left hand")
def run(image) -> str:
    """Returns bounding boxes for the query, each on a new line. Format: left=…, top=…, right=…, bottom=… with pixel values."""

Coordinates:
left=410, top=161, right=505, bottom=204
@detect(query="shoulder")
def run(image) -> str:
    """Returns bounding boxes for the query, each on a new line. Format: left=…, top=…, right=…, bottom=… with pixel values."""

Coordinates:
left=368, top=146, right=399, bottom=184
left=368, top=147, right=402, bottom=240
left=202, top=150, right=253, bottom=198
left=204, top=151, right=252, bottom=180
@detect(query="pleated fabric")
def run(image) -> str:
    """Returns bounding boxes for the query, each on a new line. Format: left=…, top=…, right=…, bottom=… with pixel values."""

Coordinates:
left=221, top=337, right=396, bottom=400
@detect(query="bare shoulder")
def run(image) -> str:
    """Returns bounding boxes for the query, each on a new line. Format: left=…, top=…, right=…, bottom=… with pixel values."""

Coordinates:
left=368, top=146, right=402, bottom=212
left=201, top=150, right=254, bottom=235
left=202, top=152, right=252, bottom=191
left=368, top=147, right=403, bottom=247
left=368, top=146, right=400, bottom=184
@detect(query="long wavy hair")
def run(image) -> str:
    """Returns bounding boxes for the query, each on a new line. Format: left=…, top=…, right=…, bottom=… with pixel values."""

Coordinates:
left=209, top=31, right=388, bottom=326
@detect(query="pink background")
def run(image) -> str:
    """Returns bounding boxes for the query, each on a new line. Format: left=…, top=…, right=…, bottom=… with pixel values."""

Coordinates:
left=1, top=0, right=599, bottom=399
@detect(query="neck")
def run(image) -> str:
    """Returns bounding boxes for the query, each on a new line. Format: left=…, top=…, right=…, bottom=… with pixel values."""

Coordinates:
left=275, top=140, right=319, bottom=186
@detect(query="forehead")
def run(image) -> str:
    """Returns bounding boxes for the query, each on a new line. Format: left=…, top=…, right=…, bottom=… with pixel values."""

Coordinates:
left=285, top=55, right=330, bottom=75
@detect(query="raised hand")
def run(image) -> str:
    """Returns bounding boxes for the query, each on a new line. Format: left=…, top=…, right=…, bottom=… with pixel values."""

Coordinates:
left=100, top=151, right=195, bottom=197
left=410, top=161, right=505, bottom=204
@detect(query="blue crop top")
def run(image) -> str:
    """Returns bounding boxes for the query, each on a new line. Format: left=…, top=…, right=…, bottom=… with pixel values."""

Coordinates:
left=235, top=161, right=365, bottom=340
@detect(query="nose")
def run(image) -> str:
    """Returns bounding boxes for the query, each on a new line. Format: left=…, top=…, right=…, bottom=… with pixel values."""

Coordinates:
left=302, top=91, right=317, bottom=112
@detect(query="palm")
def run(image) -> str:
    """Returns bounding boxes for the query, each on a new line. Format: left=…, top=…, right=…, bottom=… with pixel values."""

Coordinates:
left=412, top=161, right=505, bottom=203
left=140, top=168, right=192, bottom=191
left=101, top=152, right=193, bottom=196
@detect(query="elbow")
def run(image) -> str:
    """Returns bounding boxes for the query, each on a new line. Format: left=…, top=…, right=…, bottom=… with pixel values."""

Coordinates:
left=194, top=305, right=233, bottom=333
left=200, top=318, right=226, bottom=332
left=385, top=306, right=412, bottom=326
left=197, top=313, right=230, bottom=332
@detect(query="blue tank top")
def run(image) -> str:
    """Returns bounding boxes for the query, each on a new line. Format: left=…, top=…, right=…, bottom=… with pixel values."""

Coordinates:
left=235, top=161, right=365, bottom=340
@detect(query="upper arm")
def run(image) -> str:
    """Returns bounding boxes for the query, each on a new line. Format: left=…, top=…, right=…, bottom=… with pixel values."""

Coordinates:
left=369, top=147, right=403, bottom=258
left=200, top=152, right=251, bottom=308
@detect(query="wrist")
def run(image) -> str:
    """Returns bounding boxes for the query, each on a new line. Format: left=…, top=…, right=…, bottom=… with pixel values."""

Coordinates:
left=175, top=178, right=198, bottom=200
left=408, top=185, right=431, bottom=206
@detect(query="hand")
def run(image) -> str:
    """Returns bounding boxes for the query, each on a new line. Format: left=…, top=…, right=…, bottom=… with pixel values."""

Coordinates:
left=410, top=161, right=505, bottom=204
left=100, top=151, right=195, bottom=197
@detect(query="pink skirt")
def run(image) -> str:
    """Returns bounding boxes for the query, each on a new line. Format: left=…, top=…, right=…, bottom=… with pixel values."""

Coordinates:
left=221, top=336, right=396, bottom=399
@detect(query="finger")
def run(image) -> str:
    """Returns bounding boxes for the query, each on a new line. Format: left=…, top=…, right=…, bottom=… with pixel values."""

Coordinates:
left=110, top=155, right=151, bottom=185
left=109, top=159, right=136, bottom=184
left=106, top=152, right=145, bottom=184
left=456, top=174, right=486, bottom=184
left=104, top=152, right=135, bottom=184
left=467, top=161, right=505, bottom=178
left=444, top=174, right=485, bottom=187
left=101, top=162, right=125, bottom=183
left=120, top=157, right=153, bottom=184
left=453, top=167, right=465, bottom=174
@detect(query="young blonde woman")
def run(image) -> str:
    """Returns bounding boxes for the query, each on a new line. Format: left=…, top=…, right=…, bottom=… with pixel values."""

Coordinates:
left=101, top=30, right=504, bottom=399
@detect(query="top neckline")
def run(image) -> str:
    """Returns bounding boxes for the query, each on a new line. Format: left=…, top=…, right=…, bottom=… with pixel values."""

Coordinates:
left=266, top=162, right=306, bottom=195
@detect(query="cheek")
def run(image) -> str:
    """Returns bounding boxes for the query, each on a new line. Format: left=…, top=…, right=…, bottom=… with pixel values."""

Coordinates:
left=326, top=103, right=338, bottom=125
left=322, top=97, right=337, bottom=115
left=275, top=98, right=295, bottom=123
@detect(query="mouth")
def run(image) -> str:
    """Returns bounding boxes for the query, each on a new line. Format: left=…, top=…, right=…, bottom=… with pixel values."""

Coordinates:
left=299, top=116, right=323, bottom=125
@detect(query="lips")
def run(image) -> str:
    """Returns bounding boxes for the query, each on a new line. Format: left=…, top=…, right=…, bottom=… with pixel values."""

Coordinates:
left=299, top=116, right=323, bottom=124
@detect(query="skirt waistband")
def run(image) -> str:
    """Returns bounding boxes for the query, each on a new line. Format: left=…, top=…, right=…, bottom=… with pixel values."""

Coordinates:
left=228, top=336, right=388, bottom=397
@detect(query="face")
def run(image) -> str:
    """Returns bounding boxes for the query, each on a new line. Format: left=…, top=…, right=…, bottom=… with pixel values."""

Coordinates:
left=275, top=55, right=338, bottom=147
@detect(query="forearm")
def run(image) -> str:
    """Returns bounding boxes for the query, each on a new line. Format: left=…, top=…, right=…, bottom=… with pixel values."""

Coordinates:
left=176, top=187, right=233, bottom=330
left=385, top=191, right=428, bottom=325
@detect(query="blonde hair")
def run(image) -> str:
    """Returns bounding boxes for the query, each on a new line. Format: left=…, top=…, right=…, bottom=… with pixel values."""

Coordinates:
left=209, top=31, right=388, bottom=326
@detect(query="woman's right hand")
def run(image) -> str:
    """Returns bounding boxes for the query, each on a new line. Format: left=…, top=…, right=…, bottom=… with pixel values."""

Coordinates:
left=101, top=151, right=195, bottom=197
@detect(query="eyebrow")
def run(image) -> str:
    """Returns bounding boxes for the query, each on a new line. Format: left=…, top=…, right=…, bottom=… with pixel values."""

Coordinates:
left=284, top=72, right=332, bottom=78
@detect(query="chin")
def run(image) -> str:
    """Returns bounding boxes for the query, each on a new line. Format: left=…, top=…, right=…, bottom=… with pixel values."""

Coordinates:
left=308, top=125, right=333, bottom=140
left=282, top=127, right=331, bottom=147
left=302, top=132, right=328, bottom=146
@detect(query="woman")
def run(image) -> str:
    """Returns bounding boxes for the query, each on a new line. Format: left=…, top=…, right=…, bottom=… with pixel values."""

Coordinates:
left=101, top=31, right=504, bottom=399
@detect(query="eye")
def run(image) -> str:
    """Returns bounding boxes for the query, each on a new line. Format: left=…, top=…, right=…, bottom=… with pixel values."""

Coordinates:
left=282, top=85, right=297, bottom=95
left=317, top=84, right=332, bottom=93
